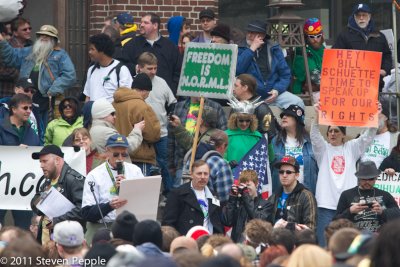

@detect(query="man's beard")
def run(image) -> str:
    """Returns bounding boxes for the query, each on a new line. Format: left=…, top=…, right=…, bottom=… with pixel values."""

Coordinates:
left=28, top=38, right=55, bottom=64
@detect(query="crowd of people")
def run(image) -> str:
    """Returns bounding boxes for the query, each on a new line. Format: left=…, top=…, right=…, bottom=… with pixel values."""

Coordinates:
left=0, top=2, right=400, bottom=267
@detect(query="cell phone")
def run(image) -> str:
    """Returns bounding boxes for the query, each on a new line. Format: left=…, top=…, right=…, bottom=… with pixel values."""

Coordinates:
left=367, top=202, right=374, bottom=208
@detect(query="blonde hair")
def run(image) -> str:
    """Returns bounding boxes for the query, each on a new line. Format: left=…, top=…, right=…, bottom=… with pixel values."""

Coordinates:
left=227, top=112, right=258, bottom=132
left=239, top=170, right=258, bottom=186
left=286, top=244, right=332, bottom=267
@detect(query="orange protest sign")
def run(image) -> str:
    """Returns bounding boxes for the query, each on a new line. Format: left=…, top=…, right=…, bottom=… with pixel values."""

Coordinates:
left=319, top=49, right=381, bottom=127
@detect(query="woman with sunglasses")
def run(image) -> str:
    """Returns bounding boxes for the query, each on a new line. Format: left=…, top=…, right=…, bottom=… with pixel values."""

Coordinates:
left=224, top=100, right=262, bottom=165
left=271, top=105, right=318, bottom=195
left=311, top=102, right=381, bottom=247
left=44, top=97, right=83, bottom=146
left=292, top=18, right=325, bottom=102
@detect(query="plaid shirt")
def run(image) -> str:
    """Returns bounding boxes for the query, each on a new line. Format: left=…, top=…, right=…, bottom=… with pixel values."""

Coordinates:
left=206, top=155, right=233, bottom=203
left=168, top=98, right=228, bottom=170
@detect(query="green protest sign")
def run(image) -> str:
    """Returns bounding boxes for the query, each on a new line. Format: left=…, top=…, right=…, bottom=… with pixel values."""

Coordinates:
left=177, top=42, right=237, bottom=99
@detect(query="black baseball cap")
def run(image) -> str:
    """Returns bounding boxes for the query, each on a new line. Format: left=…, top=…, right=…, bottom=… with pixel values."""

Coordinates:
left=199, top=9, right=216, bottom=19
left=32, top=145, right=64, bottom=159
left=15, top=78, right=37, bottom=90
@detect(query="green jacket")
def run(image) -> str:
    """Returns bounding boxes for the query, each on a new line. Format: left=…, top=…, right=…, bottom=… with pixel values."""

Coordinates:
left=45, top=116, right=83, bottom=146
left=224, top=128, right=262, bottom=163
left=292, top=45, right=325, bottom=94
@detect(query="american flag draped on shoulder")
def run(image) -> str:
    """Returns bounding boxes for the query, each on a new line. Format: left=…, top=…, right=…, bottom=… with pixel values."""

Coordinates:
left=233, top=134, right=272, bottom=199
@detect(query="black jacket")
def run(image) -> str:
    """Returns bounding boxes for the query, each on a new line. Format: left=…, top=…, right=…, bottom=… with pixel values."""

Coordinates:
left=333, top=24, right=392, bottom=90
left=222, top=193, right=270, bottom=242
left=122, top=35, right=182, bottom=95
left=265, top=182, right=317, bottom=230
left=335, top=186, right=400, bottom=232
left=31, top=163, right=85, bottom=226
left=162, top=182, right=223, bottom=235
left=379, top=153, right=400, bottom=172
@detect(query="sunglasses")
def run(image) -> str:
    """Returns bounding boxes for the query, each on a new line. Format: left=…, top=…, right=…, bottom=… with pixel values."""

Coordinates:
left=307, top=34, right=322, bottom=39
left=64, top=104, right=73, bottom=109
left=112, top=152, right=128, bottom=158
left=110, top=112, right=116, bottom=116
left=22, top=105, right=33, bottom=111
left=21, top=27, right=32, bottom=32
left=238, top=119, right=252, bottom=123
left=23, top=88, right=36, bottom=94
left=278, top=170, right=297, bottom=175
left=360, top=177, right=377, bottom=181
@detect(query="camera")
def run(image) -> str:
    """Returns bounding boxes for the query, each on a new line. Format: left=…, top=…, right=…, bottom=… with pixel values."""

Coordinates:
left=237, top=185, right=248, bottom=195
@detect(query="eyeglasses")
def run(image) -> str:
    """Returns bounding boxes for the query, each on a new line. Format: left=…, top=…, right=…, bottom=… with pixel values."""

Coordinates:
left=238, top=119, right=252, bottom=123
left=21, top=27, right=32, bottom=32
left=23, top=88, right=36, bottom=94
left=307, top=34, right=322, bottom=39
left=22, top=105, right=32, bottom=111
left=74, top=136, right=89, bottom=143
left=64, top=104, right=72, bottom=109
left=110, top=112, right=116, bottom=116
left=112, top=152, right=128, bottom=158
left=278, top=170, right=297, bottom=175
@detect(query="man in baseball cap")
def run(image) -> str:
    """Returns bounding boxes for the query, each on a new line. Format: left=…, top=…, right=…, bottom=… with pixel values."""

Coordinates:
left=81, top=134, right=144, bottom=245
left=30, top=145, right=85, bottom=244
left=192, top=8, right=217, bottom=43
left=266, top=156, right=317, bottom=230
left=54, top=220, right=86, bottom=263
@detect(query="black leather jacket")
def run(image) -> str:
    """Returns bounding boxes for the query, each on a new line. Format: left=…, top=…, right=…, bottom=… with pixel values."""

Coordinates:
left=31, top=163, right=85, bottom=226
left=222, top=193, right=271, bottom=242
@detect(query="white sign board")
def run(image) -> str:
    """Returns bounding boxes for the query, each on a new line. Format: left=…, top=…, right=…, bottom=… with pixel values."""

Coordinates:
left=0, top=146, right=86, bottom=210
left=381, top=29, right=395, bottom=65
left=117, top=175, right=162, bottom=221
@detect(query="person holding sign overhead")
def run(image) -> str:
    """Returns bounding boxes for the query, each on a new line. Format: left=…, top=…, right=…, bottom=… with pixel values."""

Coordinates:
left=333, top=3, right=392, bottom=90
left=311, top=102, right=381, bottom=247
left=81, top=134, right=143, bottom=245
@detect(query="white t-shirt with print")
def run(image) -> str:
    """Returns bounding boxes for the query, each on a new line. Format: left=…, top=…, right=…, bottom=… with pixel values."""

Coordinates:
left=285, top=136, right=304, bottom=184
left=361, top=131, right=391, bottom=168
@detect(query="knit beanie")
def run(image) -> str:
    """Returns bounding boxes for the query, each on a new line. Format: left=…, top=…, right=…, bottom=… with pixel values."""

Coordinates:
left=210, top=23, right=231, bottom=43
left=133, top=220, right=163, bottom=248
left=132, top=73, right=152, bottom=91
left=111, top=210, right=138, bottom=242
left=91, top=98, right=115, bottom=119
left=304, top=18, right=323, bottom=35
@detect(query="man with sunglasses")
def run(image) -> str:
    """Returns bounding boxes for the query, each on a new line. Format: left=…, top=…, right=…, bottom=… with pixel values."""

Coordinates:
left=81, top=134, right=143, bottom=245
left=292, top=18, right=325, bottom=102
left=333, top=3, right=391, bottom=91
left=0, top=78, right=40, bottom=136
left=0, top=93, right=39, bottom=146
left=335, top=161, right=400, bottom=232
left=265, top=156, right=317, bottom=231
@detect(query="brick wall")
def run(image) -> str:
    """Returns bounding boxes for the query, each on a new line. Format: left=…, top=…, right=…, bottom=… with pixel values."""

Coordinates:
left=89, top=0, right=218, bottom=36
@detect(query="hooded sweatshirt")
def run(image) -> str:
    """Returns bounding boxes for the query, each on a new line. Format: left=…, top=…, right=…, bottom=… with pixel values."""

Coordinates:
left=167, top=16, right=184, bottom=45
left=113, top=88, right=160, bottom=164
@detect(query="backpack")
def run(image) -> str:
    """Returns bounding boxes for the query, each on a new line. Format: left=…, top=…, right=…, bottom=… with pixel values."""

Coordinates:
left=90, top=61, right=125, bottom=88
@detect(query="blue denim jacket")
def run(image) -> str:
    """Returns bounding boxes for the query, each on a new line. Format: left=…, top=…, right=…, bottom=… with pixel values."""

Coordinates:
left=0, top=41, right=76, bottom=96
left=271, top=135, right=318, bottom=195
left=236, top=40, right=291, bottom=99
